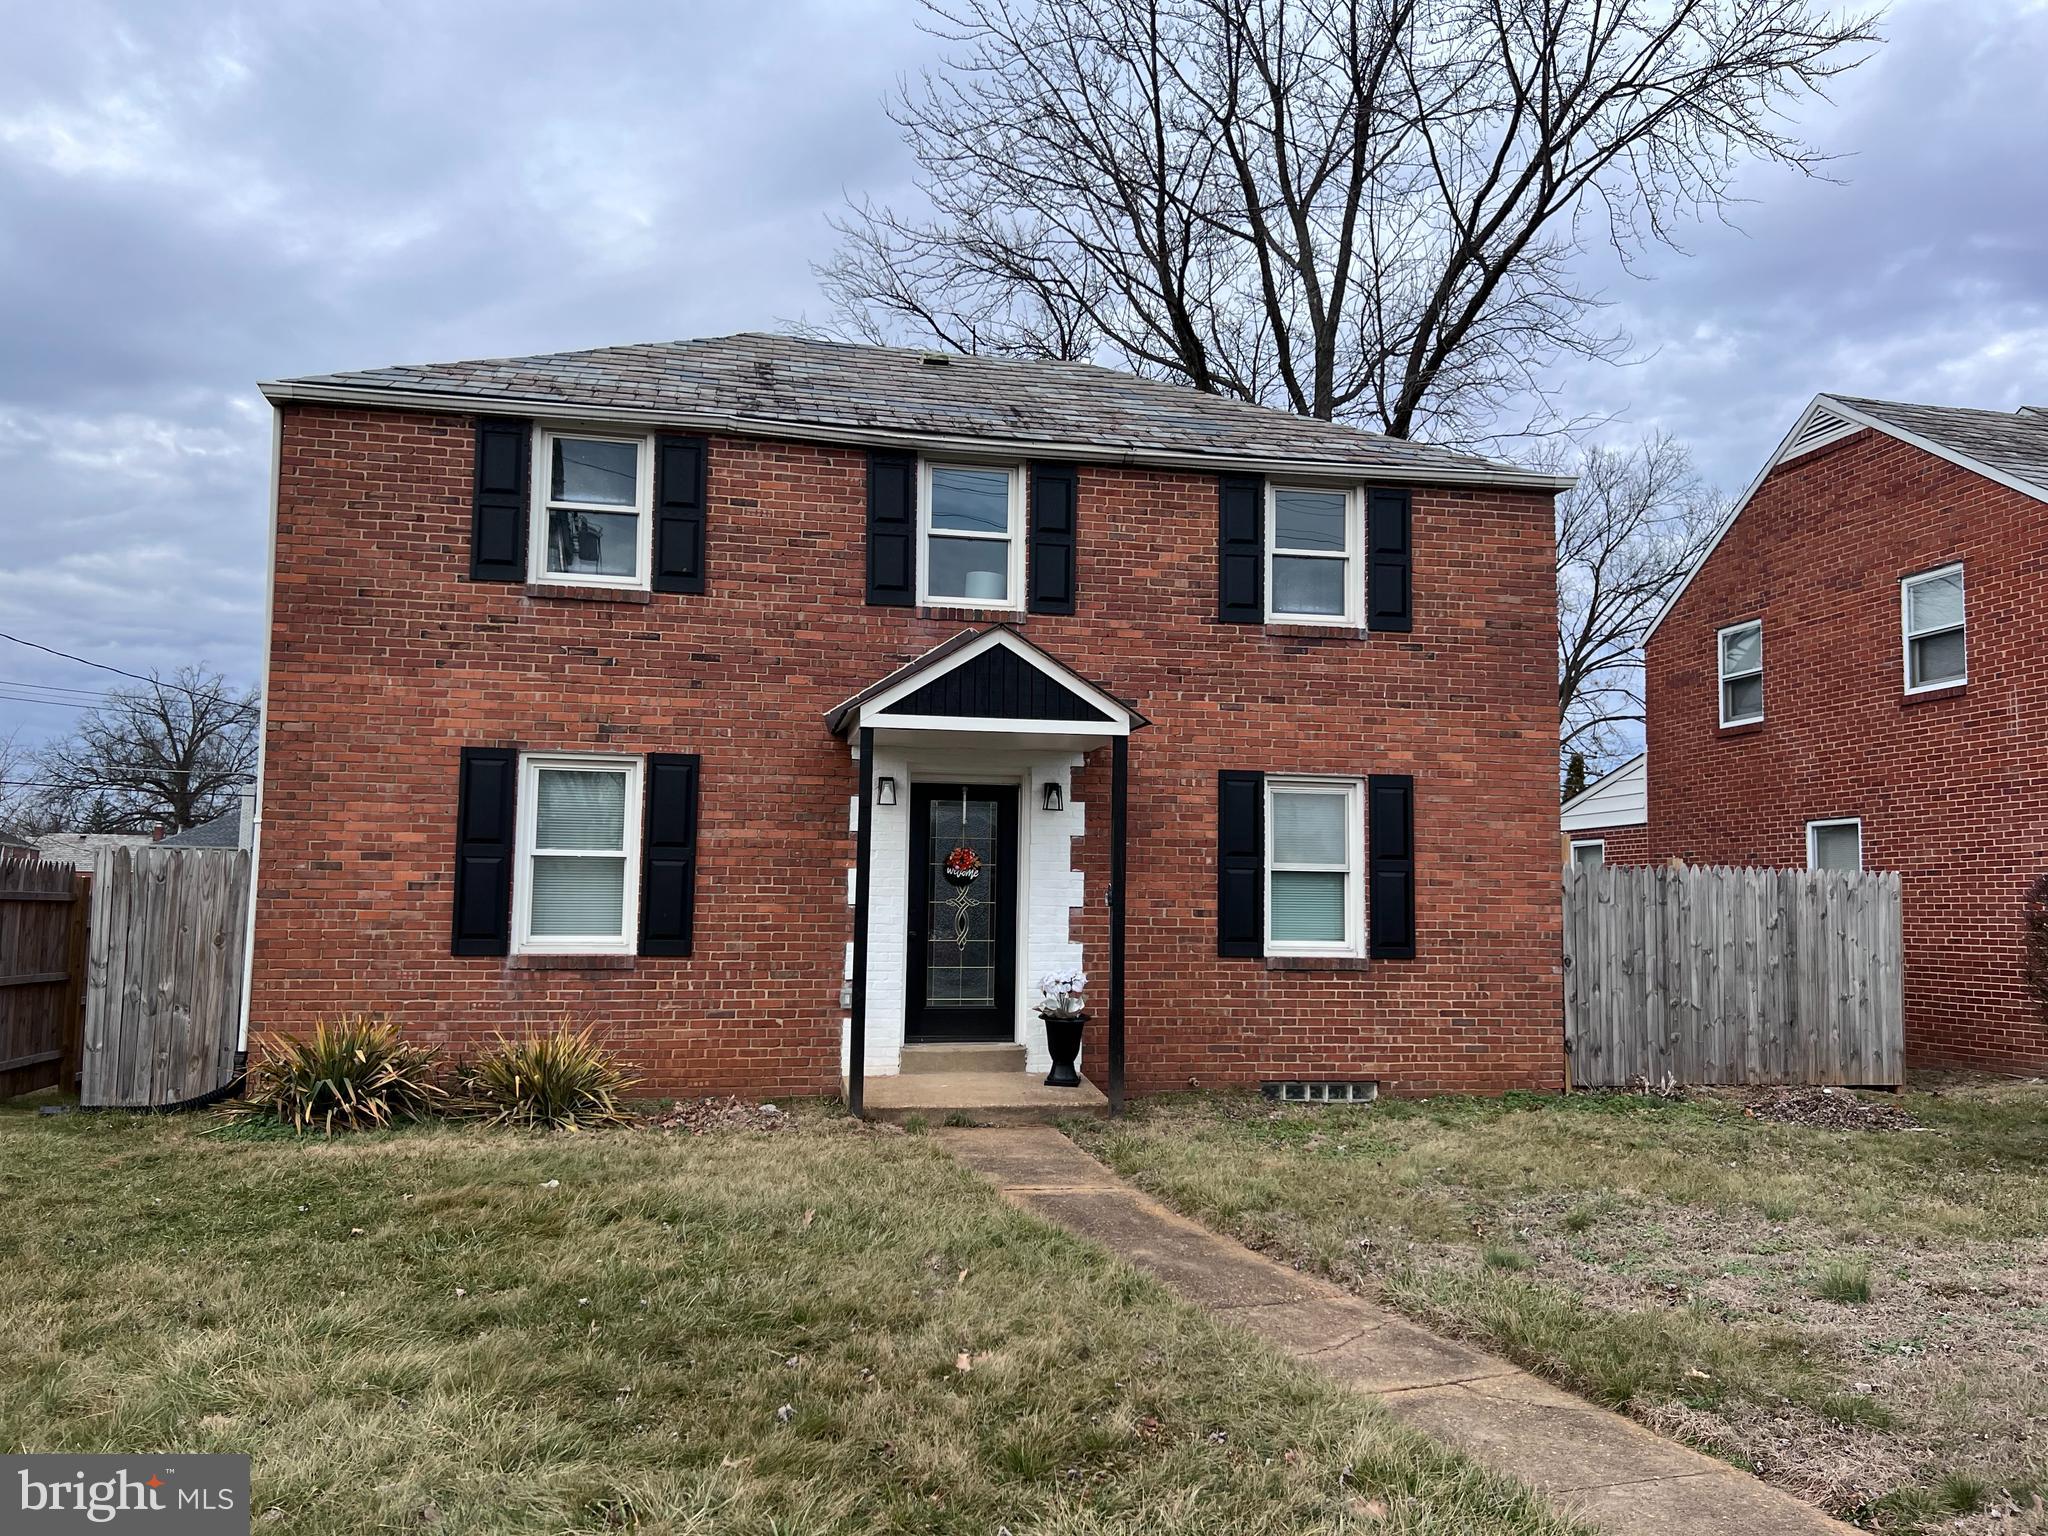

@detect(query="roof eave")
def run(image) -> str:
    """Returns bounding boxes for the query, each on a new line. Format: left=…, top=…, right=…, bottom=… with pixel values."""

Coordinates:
left=257, top=378, right=1578, bottom=492
left=1641, top=390, right=2048, bottom=646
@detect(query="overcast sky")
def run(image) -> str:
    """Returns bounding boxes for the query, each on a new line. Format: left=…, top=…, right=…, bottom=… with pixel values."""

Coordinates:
left=1, top=0, right=2044, bottom=750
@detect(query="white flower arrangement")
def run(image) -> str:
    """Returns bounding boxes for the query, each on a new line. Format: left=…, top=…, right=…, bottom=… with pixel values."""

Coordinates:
left=1035, top=969, right=1087, bottom=1020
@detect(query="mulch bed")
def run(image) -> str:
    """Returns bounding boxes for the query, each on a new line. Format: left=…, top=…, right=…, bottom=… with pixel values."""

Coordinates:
left=646, top=1096, right=795, bottom=1135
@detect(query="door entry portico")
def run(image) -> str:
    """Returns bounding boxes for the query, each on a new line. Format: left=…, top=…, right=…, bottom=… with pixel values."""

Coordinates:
left=906, top=783, right=1018, bottom=1042
left=830, top=626, right=1145, bottom=1117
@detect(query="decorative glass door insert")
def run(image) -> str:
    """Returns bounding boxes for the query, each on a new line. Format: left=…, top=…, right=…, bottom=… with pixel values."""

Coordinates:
left=906, top=783, right=1018, bottom=1041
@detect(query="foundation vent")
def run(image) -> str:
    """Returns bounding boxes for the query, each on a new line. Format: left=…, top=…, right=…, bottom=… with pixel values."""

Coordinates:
left=1262, top=1080, right=1379, bottom=1105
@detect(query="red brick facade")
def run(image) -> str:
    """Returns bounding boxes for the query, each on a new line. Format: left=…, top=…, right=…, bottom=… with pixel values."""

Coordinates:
left=1644, top=427, right=2048, bottom=1072
left=251, top=405, right=1564, bottom=1097
left=1568, top=824, right=1651, bottom=866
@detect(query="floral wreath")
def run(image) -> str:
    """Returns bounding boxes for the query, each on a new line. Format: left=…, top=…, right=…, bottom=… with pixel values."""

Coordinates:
left=943, top=845, right=983, bottom=884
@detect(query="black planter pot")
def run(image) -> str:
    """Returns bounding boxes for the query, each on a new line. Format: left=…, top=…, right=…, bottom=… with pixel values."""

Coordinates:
left=1041, top=1012, right=1087, bottom=1087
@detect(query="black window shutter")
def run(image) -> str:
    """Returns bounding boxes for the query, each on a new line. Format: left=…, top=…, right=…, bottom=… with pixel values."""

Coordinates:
left=866, top=450, right=917, bottom=605
left=652, top=434, right=707, bottom=594
left=1217, top=769, right=1265, bottom=956
left=470, top=418, right=530, bottom=582
left=1218, top=473, right=1264, bottom=623
left=1027, top=461, right=1078, bottom=614
left=1366, top=488, right=1413, bottom=632
left=1367, top=773, right=1416, bottom=959
left=639, top=753, right=701, bottom=957
left=451, top=747, right=517, bottom=956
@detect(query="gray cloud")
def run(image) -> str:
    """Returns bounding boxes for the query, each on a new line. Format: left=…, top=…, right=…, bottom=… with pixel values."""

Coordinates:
left=1, top=0, right=2041, bottom=752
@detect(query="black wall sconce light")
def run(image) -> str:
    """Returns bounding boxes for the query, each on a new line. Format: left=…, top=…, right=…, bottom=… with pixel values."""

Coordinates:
left=876, top=776, right=898, bottom=806
left=1042, top=781, right=1065, bottom=812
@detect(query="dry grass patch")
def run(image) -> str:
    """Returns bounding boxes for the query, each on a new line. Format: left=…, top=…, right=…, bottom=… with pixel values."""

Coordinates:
left=1069, top=1078, right=2048, bottom=1533
left=0, top=1099, right=1585, bottom=1536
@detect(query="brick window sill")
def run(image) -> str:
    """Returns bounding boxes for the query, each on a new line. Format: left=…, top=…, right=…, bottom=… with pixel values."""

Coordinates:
left=524, top=582, right=654, bottom=605
left=1265, top=955, right=1371, bottom=972
left=1902, top=683, right=1967, bottom=706
left=509, top=953, right=637, bottom=972
left=1717, top=721, right=1764, bottom=740
left=919, top=604, right=1027, bottom=623
left=1265, top=623, right=1367, bottom=641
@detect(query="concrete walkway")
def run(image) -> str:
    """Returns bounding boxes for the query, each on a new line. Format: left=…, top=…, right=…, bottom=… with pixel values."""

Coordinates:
left=939, top=1126, right=1853, bottom=1536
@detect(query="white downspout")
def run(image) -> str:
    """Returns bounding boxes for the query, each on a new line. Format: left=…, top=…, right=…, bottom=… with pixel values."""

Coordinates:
left=236, top=405, right=282, bottom=1053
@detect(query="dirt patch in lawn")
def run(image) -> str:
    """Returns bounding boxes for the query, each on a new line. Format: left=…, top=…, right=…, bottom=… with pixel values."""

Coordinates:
left=645, top=1094, right=803, bottom=1134
left=1709, top=1085, right=1924, bottom=1133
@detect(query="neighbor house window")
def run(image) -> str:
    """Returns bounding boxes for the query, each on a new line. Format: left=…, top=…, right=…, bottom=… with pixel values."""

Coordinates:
left=1570, top=840, right=1606, bottom=871
left=1265, top=776, right=1363, bottom=956
left=920, top=462, right=1024, bottom=607
left=514, top=753, right=643, bottom=953
left=533, top=429, right=653, bottom=588
left=1267, top=485, right=1360, bottom=624
left=1717, top=620, right=1763, bottom=726
left=1901, top=563, right=1966, bottom=691
left=1807, top=818, right=1862, bottom=872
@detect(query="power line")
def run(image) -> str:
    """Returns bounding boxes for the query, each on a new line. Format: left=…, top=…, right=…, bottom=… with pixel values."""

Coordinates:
left=0, top=632, right=259, bottom=718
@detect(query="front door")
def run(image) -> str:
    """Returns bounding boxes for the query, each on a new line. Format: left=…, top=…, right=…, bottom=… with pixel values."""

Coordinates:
left=906, top=782, right=1019, bottom=1042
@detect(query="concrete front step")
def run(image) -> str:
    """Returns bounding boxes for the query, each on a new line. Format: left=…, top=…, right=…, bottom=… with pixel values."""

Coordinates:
left=860, top=1069, right=1107, bottom=1126
left=900, top=1042, right=1027, bottom=1075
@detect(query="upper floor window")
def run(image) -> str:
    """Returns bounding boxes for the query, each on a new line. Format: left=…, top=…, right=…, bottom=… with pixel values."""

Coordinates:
left=1718, top=620, right=1763, bottom=726
left=533, top=429, right=653, bottom=589
left=1807, top=817, right=1862, bottom=872
left=513, top=753, right=644, bottom=954
left=1266, top=776, right=1364, bottom=957
left=920, top=462, right=1024, bottom=609
left=1267, top=485, right=1360, bottom=625
left=1901, top=563, right=1966, bottom=692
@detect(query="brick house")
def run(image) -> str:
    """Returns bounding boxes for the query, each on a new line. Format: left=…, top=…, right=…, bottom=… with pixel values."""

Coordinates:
left=1642, top=394, right=2048, bottom=1073
left=1559, top=754, right=1650, bottom=869
left=250, top=333, right=1570, bottom=1109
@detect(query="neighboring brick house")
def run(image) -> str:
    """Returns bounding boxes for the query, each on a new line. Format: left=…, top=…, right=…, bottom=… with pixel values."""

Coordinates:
left=1643, top=393, right=2048, bottom=1073
left=250, top=333, right=1569, bottom=1107
left=1559, top=754, right=1650, bottom=869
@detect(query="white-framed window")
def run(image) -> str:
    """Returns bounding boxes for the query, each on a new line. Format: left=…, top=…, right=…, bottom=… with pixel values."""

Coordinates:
left=1717, top=619, right=1764, bottom=726
left=1265, top=775, right=1364, bottom=956
left=919, top=461, right=1025, bottom=609
left=1570, top=839, right=1606, bottom=871
left=1266, top=484, right=1360, bottom=625
left=1901, top=563, right=1966, bottom=692
left=1807, top=817, right=1863, bottom=872
left=513, top=753, right=643, bottom=954
left=530, top=428, right=654, bottom=589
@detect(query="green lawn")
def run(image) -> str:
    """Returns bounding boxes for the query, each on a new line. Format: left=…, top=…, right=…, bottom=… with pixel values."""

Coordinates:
left=0, top=1101, right=1584, bottom=1536
left=1069, top=1080, right=2048, bottom=1533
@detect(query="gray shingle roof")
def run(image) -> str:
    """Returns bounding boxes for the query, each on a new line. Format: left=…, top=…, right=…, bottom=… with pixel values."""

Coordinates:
left=159, top=808, right=241, bottom=848
left=262, top=332, right=1565, bottom=488
left=1830, top=395, right=2048, bottom=497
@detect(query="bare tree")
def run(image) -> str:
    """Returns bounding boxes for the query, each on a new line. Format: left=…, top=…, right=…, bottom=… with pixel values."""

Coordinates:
left=27, top=668, right=259, bottom=834
left=0, top=729, right=34, bottom=836
left=1557, top=434, right=1719, bottom=772
left=815, top=0, right=1877, bottom=443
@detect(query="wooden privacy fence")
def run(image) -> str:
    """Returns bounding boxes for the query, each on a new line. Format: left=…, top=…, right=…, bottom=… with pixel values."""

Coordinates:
left=0, top=856, right=90, bottom=1099
left=1564, top=863, right=1904, bottom=1088
left=82, top=846, right=252, bottom=1108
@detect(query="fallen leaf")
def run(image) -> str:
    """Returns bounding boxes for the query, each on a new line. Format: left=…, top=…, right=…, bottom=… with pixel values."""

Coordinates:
left=801, top=1209, right=816, bottom=1229
left=955, top=1352, right=973, bottom=1373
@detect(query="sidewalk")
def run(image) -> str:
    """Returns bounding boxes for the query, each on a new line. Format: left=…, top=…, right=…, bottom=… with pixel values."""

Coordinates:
left=939, top=1125, right=1854, bottom=1536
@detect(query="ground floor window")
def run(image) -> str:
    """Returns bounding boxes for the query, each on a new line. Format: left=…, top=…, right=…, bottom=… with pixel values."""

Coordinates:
left=1570, top=839, right=1606, bottom=870
left=1265, top=776, right=1363, bottom=956
left=1806, top=817, right=1862, bottom=872
left=515, top=753, right=643, bottom=953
